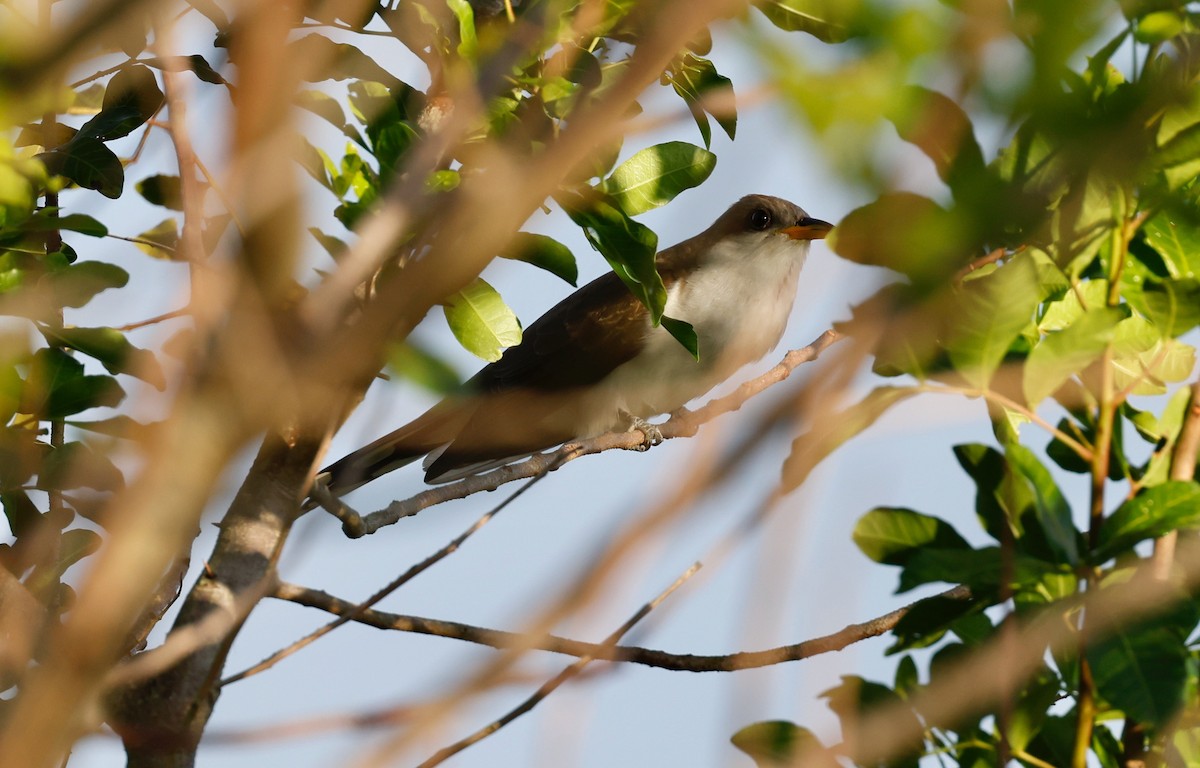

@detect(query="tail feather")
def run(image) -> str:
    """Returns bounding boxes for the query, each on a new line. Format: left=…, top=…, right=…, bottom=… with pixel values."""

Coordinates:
left=313, top=401, right=470, bottom=502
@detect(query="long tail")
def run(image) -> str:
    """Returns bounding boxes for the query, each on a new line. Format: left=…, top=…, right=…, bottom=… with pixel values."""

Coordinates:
left=307, top=402, right=468, bottom=507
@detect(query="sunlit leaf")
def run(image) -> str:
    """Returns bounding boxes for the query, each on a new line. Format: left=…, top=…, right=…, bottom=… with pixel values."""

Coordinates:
left=600, top=142, right=717, bottom=216
left=1095, top=481, right=1200, bottom=561
left=1024, top=306, right=1124, bottom=407
left=853, top=507, right=970, bottom=566
left=752, top=0, right=854, bottom=42
left=442, top=278, right=522, bottom=362
left=501, top=233, right=578, bottom=286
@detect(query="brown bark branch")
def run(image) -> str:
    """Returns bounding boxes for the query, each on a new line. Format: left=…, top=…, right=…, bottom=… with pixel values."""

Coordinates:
left=221, top=470, right=552, bottom=686
left=415, top=562, right=703, bottom=768
left=1153, top=380, right=1200, bottom=579
left=272, top=580, right=972, bottom=673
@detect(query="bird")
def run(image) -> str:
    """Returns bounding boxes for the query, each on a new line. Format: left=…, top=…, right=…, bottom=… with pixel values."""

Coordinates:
left=317, top=194, right=832, bottom=495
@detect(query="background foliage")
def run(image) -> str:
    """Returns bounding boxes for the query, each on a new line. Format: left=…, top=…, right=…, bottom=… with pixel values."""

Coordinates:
left=1, top=0, right=1200, bottom=766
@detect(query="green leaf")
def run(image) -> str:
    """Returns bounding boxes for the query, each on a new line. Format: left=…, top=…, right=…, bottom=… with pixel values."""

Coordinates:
left=24, top=348, right=125, bottom=419
left=1023, top=306, right=1124, bottom=407
left=944, top=255, right=1039, bottom=388
left=898, top=547, right=1063, bottom=594
left=41, top=260, right=130, bottom=308
left=853, top=507, right=970, bottom=566
left=308, top=227, right=348, bottom=261
left=134, top=219, right=180, bottom=260
left=296, top=90, right=349, bottom=132
left=386, top=341, right=461, bottom=394
left=1132, top=386, right=1193, bottom=487
left=1038, top=279, right=1109, bottom=331
left=136, top=175, right=184, bottom=210
left=37, top=139, right=124, bottom=199
left=894, top=655, right=918, bottom=694
left=39, top=441, right=124, bottom=492
left=1110, top=316, right=1195, bottom=396
left=599, top=142, right=716, bottom=216
left=76, top=104, right=144, bottom=143
left=501, top=233, right=578, bottom=286
left=1007, top=668, right=1062, bottom=753
left=821, top=676, right=922, bottom=767
left=731, top=721, right=832, bottom=768
left=94, top=65, right=163, bottom=138
left=39, top=326, right=166, bottom=389
left=2, top=490, right=41, bottom=537
left=887, top=86, right=986, bottom=193
left=64, top=415, right=151, bottom=439
left=1142, top=211, right=1200, bottom=279
left=1087, top=593, right=1196, bottom=728
left=665, top=54, right=736, bottom=148
left=22, top=211, right=108, bottom=237
left=424, top=169, right=460, bottom=192
left=559, top=189, right=664, bottom=322
left=1004, top=442, right=1080, bottom=565
left=888, top=591, right=987, bottom=653
left=752, top=0, right=854, bottom=42
left=1139, top=279, right=1200, bottom=337
left=659, top=316, right=699, bottom=361
left=442, top=278, right=522, bottom=362
left=50, top=528, right=101, bottom=574
left=1095, top=481, right=1200, bottom=561
left=290, top=35, right=398, bottom=84
left=15, top=122, right=77, bottom=149
left=141, top=54, right=229, bottom=86
left=445, top=0, right=478, bottom=60
left=829, top=193, right=973, bottom=289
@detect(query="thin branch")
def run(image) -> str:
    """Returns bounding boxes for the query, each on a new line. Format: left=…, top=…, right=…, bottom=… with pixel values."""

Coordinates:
left=273, top=581, right=973, bottom=672
left=416, top=562, right=703, bottom=768
left=221, top=468, right=556, bottom=686
left=321, top=330, right=843, bottom=536
left=919, top=383, right=1093, bottom=462
left=107, top=233, right=178, bottom=256
left=114, top=307, right=189, bottom=332
left=953, top=246, right=1008, bottom=283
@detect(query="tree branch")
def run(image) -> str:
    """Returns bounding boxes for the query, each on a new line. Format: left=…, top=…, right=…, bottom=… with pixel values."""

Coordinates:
left=272, top=581, right=972, bottom=672
left=1153, top=380, right=1200, bottom=579
left=415, top=562, right=703, bottom=768
left=321, top=330, right=843, bottom=537
left=221, top=469, right=553, bottom=686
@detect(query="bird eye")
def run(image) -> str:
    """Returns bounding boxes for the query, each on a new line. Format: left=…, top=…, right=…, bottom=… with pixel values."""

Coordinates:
left=749, top=207, right=772, bottom=231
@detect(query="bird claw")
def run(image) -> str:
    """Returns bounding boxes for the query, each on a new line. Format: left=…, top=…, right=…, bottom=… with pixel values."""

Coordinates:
left=627, top=417, right=663, bottom=450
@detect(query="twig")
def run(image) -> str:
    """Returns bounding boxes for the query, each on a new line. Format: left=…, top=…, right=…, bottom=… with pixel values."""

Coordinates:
left=221, top=468, right=555, bottom=686
left=107, top=233, right=178, bottom=256
left=921, top=383, right=1093, bottom=462
left=115, top=307, right=189, bottom=332
left=324, top=330, right=843, bottom=536
left=273, top=582, right=972, bottom=672
left=953, top=246, right=1008, bottom=283
left=416, top=562, right=703, bottom=768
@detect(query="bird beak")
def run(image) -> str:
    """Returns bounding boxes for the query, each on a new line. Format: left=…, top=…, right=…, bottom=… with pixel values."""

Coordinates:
left=780, top=217, right=834, bottom=241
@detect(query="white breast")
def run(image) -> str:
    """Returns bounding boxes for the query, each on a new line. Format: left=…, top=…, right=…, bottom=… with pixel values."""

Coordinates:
left=572, top=233, right=809, bottom=436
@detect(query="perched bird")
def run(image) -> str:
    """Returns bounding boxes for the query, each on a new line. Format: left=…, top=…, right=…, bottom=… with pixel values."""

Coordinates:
left=318, top=194, right=831, bottom=493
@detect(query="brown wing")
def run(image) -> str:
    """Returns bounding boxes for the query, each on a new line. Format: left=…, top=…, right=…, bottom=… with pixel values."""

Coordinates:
left=321, top=270, right=658, bottom=492
left=469, top=270, right=652, bottom=393
left=422, top=270, right=658, bottom=480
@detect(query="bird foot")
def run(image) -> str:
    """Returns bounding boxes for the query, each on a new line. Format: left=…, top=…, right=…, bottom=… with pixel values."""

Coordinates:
left=626, top=416, right=663, bottom=451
